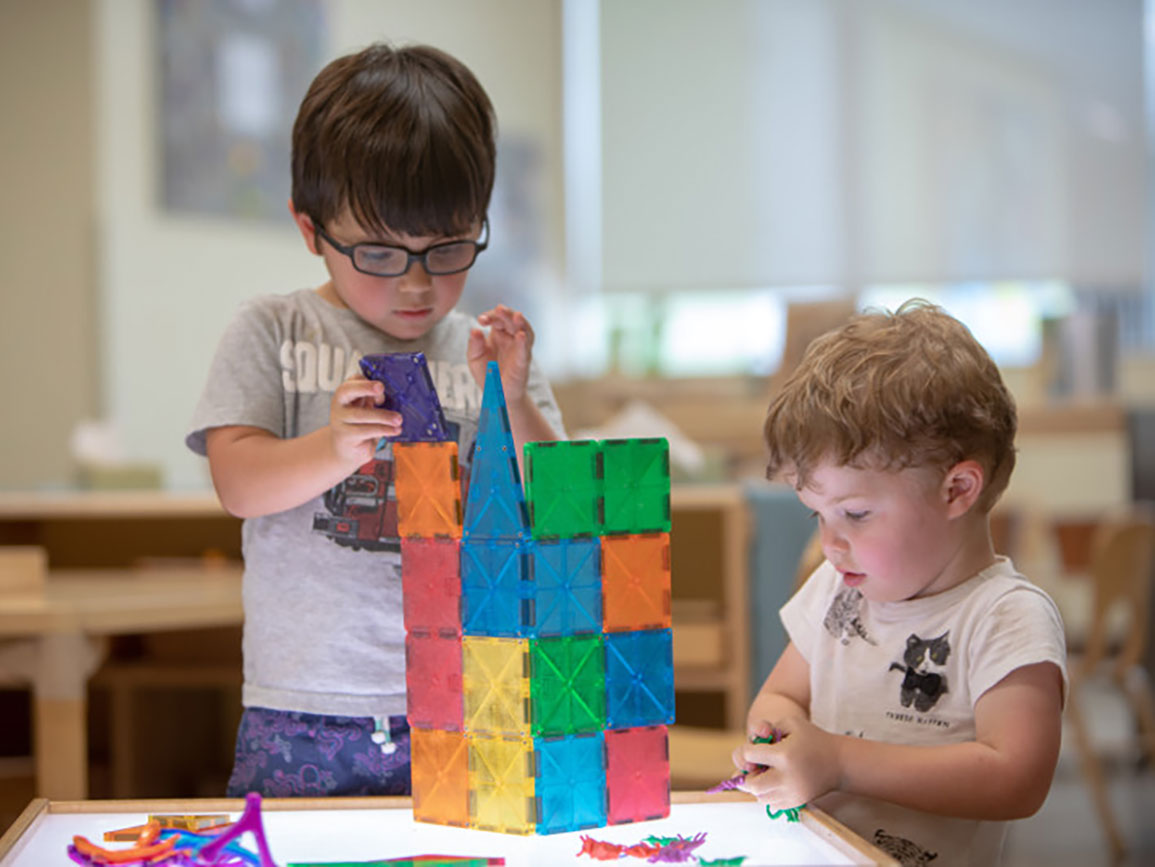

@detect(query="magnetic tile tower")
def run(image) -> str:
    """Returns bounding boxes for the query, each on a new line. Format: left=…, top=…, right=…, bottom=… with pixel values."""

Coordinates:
left=368, top=352, right=674, bottom=836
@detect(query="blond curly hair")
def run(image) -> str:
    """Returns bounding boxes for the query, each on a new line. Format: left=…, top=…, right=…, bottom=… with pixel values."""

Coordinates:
left=763, top=299, right=1017, bottom=512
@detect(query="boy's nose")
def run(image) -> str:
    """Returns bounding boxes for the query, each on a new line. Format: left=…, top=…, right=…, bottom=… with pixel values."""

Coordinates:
left=820, top=522, right=848, bottom=555
left=397, top=262, right=432, bottom=294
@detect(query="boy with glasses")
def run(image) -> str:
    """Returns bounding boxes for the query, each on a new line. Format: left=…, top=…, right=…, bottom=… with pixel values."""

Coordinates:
left=186, top=43, right=563, bottom=797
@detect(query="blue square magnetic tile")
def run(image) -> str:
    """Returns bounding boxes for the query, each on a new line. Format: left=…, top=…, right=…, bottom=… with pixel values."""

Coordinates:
left=528, top=539, right=602, bottom=636
left=534, top=733, right=606, bottom=834
left=604, top=629, right=675, bottom=729
left=461, top=538, right=532, bottom=637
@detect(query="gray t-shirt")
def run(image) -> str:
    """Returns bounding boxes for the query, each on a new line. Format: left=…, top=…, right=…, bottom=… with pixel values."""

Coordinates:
left=186, top=289, right=564, bottom=717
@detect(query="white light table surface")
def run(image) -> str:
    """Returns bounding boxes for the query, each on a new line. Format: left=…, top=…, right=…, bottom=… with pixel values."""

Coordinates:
left=0, top=793, right=899, bottom=866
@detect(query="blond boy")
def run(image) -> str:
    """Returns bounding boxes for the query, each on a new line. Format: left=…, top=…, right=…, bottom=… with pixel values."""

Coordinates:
left=737, top=300, right=1066, bottom=866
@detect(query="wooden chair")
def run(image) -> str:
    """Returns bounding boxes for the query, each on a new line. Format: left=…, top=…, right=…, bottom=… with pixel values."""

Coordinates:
left=766, top=298, right=857, bottom=399
left=1064, top=507, right=1155, bottom=862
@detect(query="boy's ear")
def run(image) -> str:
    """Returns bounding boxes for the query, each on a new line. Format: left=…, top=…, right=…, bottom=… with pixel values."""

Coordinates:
left=942, top=460, right=984, bottom=518
left=289, top=200, right=321, bottom=255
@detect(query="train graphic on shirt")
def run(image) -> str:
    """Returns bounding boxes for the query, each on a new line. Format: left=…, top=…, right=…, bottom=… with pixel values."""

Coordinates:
left=311, top=422, right=469, bottom=552
left=311, top=457, right=401, bottom=552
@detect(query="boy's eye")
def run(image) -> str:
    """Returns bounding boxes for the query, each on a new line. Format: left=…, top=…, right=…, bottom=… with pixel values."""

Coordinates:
left=360, top=246, right=405, bottom=265
left=844, top=510, right=869, bottom=521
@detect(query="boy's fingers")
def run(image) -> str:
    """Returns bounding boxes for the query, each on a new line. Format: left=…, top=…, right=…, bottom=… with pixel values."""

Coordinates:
left=476, top=305, right=508, bottom=325
left=467, top=328, right=489, bottom=362
left=336, top=424, right=397, bottom=448
left=730, top=745, right=747, bottom=770
left=479, top=305, right=530, bottom=335
left=773, top=717, right=802, bottom=739
left=341, top=405, right=402, bottom=427
left=742, top=743, right=776, bottom=766
left=487, top=313, right=514, bottom=333
left=336, top=378, right=385, bottom=405
left=738, top=765, right=778, bottom=796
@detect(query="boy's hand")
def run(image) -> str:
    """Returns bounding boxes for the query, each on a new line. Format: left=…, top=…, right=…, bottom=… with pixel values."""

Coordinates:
left=328, top=375, right=403, bottom=467
left=736, top=717, right=840, bottom=812
left=468, top=305, right=535, bottom=402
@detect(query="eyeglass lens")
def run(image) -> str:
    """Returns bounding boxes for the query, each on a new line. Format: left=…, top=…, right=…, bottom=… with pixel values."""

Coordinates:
left=354, top=241, right=477, bottom=276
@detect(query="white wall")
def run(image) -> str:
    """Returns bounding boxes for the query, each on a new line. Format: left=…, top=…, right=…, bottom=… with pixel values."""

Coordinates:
left=590, top=0, right=1145, bottom=292
left=599, top=0, right=844, bottom=291
left=0, top=1, right=97, bottom=490
left=94, top=0, right=563, bottom=490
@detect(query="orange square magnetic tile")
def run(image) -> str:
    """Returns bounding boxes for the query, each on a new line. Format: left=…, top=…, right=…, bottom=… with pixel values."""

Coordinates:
left=601, top=533, right=671, bottom=632
left=411, top=728, right=471, bottom=827
left=394, top=441, right=463, bottom=538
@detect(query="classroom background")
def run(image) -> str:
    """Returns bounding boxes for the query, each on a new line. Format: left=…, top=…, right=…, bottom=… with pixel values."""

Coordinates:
left=2, top=1, right=1154, bottom=864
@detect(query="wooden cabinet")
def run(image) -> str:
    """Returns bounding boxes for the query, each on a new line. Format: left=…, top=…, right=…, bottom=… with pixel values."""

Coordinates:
left=669, top=485, right=750, bottom=731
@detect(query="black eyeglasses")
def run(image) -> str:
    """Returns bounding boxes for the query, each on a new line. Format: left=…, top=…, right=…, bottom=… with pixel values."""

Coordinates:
left=314, top=219, right=489, bottom=277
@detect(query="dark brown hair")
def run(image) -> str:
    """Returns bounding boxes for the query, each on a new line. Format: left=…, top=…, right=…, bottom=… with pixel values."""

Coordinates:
left=291, top=43, right=496, bottom=237
left=763, top=299, right=1018, bottom=512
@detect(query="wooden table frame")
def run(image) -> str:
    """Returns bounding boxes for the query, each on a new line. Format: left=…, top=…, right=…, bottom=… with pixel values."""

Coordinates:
left=0, top=792, right=899, bottom=866
left=0, top=564, right=243, bottom=800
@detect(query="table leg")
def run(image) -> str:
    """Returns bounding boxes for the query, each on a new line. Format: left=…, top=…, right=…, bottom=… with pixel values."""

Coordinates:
left=33, top=697, right=88, bottom=799
left=31, top=632, right=106, bottom=800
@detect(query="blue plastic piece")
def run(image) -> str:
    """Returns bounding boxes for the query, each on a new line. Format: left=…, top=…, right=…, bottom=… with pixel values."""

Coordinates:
left=461, top=537, right=531, bottom=636
left=463, top=361, right=529, bottom=540
left=359, top=351, right=450, bottom=442
left=157, top=830, right=260, bottom=865
left=528, top=538, right=602, bottom=636
left=534, top=732, right=607, bottom=834
left=604, top=629, right=676, bottom=729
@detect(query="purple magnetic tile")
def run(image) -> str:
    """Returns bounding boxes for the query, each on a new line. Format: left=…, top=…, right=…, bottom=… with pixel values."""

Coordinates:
left=360, top=352, right=450, bottom=442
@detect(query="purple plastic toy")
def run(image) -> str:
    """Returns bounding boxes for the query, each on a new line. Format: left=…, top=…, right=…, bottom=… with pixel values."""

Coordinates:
left=359, top=351, right=450, bottom=442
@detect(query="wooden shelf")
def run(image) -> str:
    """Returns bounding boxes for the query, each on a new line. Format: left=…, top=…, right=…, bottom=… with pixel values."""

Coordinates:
left=669, top=484, right=751, bottom=729
left=0, top=490, right=227, bottom=520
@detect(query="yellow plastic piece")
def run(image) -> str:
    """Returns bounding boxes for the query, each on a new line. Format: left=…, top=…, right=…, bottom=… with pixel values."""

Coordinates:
left=468, top=733, right=537, bottom=834
left=463, top=636, right=532, bottom=735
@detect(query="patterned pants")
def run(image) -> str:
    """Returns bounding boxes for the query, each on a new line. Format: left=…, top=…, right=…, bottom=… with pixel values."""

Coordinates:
left=225, top=707, right=411, bottom=797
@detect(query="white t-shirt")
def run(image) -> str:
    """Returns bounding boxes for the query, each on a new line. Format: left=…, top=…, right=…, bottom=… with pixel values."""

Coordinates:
left=781, top=556, right=1067, bottom=867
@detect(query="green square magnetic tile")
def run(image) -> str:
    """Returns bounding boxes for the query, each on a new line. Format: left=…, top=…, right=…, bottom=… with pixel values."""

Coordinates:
left=529, top=635, right=606, bottom=735
left=601, top=439, right=671, bottom=534
left=524, top=440, right=602, bottom=539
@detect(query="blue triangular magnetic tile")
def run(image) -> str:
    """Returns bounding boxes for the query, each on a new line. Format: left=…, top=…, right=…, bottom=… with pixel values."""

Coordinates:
left=463, top=362, right=529, bottom=540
